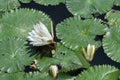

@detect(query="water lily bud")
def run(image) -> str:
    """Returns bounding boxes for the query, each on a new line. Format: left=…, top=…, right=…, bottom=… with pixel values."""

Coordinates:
left=49, top=65, right=58, bottom=78
left=87, top=44, right=95, bottom=61
left=82, top=44, right=95, bottom=61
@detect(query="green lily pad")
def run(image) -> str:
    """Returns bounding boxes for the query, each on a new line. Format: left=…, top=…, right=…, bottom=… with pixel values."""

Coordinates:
left=26, top=72, right=54, bottom=80
left=0, top=72, right=25, bottom=80
left=0, top=11, right=5, bottom=18
left=66, top=0, right=114, bottom=18
left=37, top=57, right=59, bottom=72
left=0, top=8, right=52, bottom=41
left=54, top=43, right=86, bottom=72
left=0, top=37, right=34, bottom=73
left=0, top=0, right=20, bottom=11
left=76, top=65, right=120, bottom=80
left=34, top=0, right=65, bottom=5
left=114, top=0, right=120, bottom=6
left=105, top=10, right=120, bottom=27
left=103, top=26, right=120, bottom=62
left=19, top=0, right=32, bottom=3
left=56, top=16, right=106, bottom=50
left=57, top=73, right=75, bottom=80
left=0, top=72, right=54, bottom=80
left=36, top=43, right=88, bottom=73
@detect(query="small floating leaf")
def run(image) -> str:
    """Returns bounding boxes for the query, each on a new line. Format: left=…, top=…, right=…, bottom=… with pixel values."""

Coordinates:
left=103, top=26, right=120, bottom=62
left=34, top=0, right=65, bottom=5
left=76, top=65, right=120, bottom=80
left=66, top=0, right=114, bottom=18
left=0, top=37, right=34, bottom=73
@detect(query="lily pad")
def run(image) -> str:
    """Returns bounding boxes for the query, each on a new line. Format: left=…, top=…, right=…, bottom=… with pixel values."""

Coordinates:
left=114, top=0, right=120, bottom=6
left=34, top=0, right=65, bottom=5
left=105, top=10, right=120, bottom=27
left=76, top=65, right=120, bottom=80
left=19, top=0, right=32, bottom=3
left=56, top=16, right=106, bottom=50
left=0, top=0, right=20, bottom=11
left=0, top=72, right=53, bottom=80
left=66, top=0, right=114, bottom=18
left=0, top=8, right=52, bottom=41
left=53, top=43, right=87, bottom=72
left=26, top=72, right=53, bottom=80
left=0, top=37, right=34, bottom=73
left=103, top=26, right=120, bottom=62
left=57, top=73, right=75, bottom=80
left=0, top=72, right=25, bottom=80
left=37, top=57, right=59, bottom=72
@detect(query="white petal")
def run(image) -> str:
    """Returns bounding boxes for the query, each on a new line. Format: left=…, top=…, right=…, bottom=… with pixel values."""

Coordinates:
left=38, top=22, right=53, bottom=38
left=28, top=22, right=53, bottom=46
left=91, top=45, right=95, bottom=55
left=28, top=36, right=35, bottom=41
left=32, top=22, right=52, bottom=39
left=28, top=35, right=42, bottom=41
left=87, top=44, right=91, bottom=55
left=86, top=44, right=95, bottom=61
left=30, top=41, right=45, bottom=46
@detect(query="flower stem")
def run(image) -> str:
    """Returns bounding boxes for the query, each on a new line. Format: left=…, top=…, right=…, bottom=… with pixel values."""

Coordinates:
left=75, top=51, right=90, bottom=68
left=51, top=21, right=54, bottom=39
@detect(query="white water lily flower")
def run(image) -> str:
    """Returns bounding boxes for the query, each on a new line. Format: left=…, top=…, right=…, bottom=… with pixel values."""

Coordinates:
left=49, top=65, right=58, bottom=78
left=82, top=44, right=95, bottom=61
left=28, top=22, right=53, bottom=46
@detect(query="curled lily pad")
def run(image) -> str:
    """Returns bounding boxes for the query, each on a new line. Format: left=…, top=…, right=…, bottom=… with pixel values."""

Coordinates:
left=0, top=37, right=34, bottom=73
left=66, top=0, right=114, bottom=18
left=34, top=0, right=65, bottom=5
left=76, top=65, right=120, bottom=80
left=0, top=0, right=20, bottom=11
left=103, top=26, right=120, bottom=62
left=0, top=8, right=52, bottom=40
left=56, top=16, right=106, bottom=50
left=105, top=10, right=120, bottom=27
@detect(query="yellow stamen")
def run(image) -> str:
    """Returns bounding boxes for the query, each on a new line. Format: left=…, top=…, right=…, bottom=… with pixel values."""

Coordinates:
left=51, top=49, right=55, bottom=55
left=30, top=64, right=37, bottom=69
